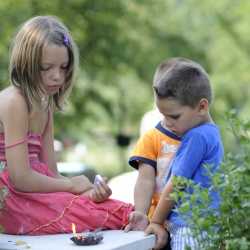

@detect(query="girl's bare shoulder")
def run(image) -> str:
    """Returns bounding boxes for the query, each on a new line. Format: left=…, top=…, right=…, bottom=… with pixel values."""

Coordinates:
left=0, top=86, right=28, bottom=119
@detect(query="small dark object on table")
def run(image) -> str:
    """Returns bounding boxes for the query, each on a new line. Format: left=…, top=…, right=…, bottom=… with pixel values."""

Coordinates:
left=71, top=231, right=103, bottom=246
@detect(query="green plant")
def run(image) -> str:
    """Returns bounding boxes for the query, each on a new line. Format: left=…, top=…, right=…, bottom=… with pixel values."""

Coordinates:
left=171, top=111, right=250, bottom=250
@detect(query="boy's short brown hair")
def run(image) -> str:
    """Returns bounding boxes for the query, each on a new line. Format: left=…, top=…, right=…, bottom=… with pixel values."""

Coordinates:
left=153, top=57, right=212, bottom=107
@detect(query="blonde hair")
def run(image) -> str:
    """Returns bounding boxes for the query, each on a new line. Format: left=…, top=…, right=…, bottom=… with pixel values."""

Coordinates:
left=9, top=15, right=79, bottom=111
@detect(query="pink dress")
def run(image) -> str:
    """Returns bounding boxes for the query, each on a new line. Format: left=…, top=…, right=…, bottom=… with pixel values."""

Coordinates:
left=0, top=133, right=133, bottom=235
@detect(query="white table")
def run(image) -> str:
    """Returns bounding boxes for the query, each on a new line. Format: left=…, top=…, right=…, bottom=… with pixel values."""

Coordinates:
left=0, top=230, right=155, bottom=250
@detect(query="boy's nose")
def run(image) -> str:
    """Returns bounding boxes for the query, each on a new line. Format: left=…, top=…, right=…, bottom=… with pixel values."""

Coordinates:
left=165, top=119, right=173, bottom=128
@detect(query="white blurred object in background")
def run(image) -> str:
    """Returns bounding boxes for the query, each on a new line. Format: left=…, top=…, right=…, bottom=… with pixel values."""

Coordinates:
left=140, top=107, right=163, bottom=135
left=57, top=162, right=87, bottom=177
left=108, top=171, right=138, bottom=204
left=54, top=139, right=63, bottom=152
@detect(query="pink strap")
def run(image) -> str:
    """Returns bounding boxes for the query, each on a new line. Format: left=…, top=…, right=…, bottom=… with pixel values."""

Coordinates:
left=5, top=138, right=27, bottom=149
left=5, top=111, right=49, bottom=149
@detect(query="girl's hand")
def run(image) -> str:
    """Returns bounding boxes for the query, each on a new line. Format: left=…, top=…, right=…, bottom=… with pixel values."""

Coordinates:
left=124, top=211, right=149, bottom=232
left=144, top=222, right=168, bottom=250
left=70, top=175, right=93, bottom=194
left=88, top=177, right=112, bottom=203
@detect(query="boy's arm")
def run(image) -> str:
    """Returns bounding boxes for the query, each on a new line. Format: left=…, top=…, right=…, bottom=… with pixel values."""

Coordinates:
left=126, top=129, right=157, bottom=231
left=144, top=177, right=174, bottom=249
left=134, top=163, right=155, bottom=214
left=150, top=176, right=174, bottom=224
left=125, top=163, right=155, bottom=231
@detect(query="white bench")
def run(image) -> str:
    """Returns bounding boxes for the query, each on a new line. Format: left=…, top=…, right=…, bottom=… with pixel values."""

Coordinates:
left=0, top=230, right=155, bottom=250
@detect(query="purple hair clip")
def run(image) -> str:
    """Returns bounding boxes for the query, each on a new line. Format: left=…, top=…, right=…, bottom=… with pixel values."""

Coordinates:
left=63, top=34, right=70, bottom=46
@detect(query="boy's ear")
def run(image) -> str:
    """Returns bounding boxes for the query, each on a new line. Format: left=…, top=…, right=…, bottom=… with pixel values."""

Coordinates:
left=198, top=98, right=209, bottom=114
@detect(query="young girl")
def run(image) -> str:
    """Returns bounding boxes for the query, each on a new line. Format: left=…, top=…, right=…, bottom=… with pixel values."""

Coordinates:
left=0, top=15, right=133, bottom=235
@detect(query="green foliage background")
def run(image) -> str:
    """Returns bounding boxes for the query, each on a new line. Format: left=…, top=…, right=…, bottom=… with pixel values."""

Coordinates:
left=0, top=0, right=250, bottom=175
left=0, top=1, right=249, bottom=246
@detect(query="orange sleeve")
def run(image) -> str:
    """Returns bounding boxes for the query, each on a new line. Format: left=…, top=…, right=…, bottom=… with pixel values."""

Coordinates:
left=129, top=129, right=157, bottom=169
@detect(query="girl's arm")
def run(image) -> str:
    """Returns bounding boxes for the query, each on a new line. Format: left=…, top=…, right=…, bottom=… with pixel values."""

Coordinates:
left=39, top=108, right=63, bottom=178
left=40, top=108, right=94, bottom=192
left=3, top=95, right=78, bottom=193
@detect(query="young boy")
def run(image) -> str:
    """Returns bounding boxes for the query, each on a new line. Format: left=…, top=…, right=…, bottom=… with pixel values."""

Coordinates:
left=143, top=58, right=224, bottom=250
left=125, top=59, right=189, bottom=250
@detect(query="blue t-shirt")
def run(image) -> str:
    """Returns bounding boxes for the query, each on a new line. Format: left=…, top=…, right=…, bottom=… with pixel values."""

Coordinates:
left=166, top=123, right=224, bottom=226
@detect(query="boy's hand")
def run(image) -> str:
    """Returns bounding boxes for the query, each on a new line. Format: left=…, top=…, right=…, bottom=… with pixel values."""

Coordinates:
left=144, top=222, right=168, bottom=250
left=124, top=211, right=149, bottom=231
left=88, top=177, right=112, bottom=202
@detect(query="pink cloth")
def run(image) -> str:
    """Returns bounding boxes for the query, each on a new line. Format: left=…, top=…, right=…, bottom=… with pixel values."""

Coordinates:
left=0, top=133, right=133, bottom=235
